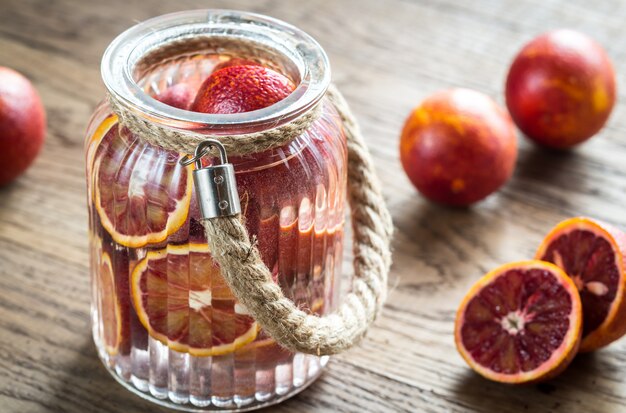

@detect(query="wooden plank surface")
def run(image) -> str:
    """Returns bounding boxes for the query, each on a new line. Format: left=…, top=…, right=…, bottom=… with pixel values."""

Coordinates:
left=1, top=0, right=626, bottom=412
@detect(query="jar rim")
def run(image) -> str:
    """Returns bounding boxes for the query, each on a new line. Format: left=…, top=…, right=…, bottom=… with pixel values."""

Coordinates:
left=101, top=9, right=331, bottom=132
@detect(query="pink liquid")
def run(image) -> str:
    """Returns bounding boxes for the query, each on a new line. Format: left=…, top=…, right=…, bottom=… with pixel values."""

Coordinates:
left=85, top=54, right=347, bottom=409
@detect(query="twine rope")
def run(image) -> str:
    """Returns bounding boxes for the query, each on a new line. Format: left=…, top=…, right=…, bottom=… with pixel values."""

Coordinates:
left=110, top=75, right=393, bottom=354
left=108, top=95, right=322, bottom=156
left=108, top=35, right=320, bottom=157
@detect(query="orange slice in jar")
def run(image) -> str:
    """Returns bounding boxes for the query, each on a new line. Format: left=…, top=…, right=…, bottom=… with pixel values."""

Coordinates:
left=86, top=115, right=118, bottom=168
left=93, top=126, right=193, bottom=248
left=99, top=252, right=122, bottom=356
left=86, top=115, right=118, bottom=202
left=130, top=244, right=258, bottom=357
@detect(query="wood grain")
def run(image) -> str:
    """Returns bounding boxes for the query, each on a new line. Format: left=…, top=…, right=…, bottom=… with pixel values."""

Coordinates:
left=1, top=0, right=626, bottom=412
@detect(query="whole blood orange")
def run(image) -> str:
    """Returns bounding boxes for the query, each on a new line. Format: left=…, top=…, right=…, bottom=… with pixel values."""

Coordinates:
left=455, top=261, right=582, bottom=384
left=0, top=67, right=46, bottom=186
left=506, top=30, right=616, bottom=149
left=191, top=65, right=294, bottom=114
left=400, top=89, right=517, bottom=206
left=536, top=217, right=626, bottom=352
left=130, top=244, right=258, bottom=356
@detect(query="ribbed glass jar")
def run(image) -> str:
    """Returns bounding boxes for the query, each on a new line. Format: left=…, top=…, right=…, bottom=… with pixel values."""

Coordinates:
left=85, top=10, right=347, bottom=412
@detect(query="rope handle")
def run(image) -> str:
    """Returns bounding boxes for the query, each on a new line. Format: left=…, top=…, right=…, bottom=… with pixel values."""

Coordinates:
left=194, top=86, right=393, bottom=355
left=111, top=84, right=393, bottom=355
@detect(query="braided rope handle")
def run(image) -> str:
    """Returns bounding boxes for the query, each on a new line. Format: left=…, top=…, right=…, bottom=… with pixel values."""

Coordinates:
left=200, top=85, right=393, bottom=355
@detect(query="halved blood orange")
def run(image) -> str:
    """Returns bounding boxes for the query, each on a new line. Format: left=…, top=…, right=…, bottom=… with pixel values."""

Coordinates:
left=536, top=217, right=626, bottom=352
left=99, top=252, right=122, bottom=356
left=455, top=261, right=582, bottom=384
left=130, top=244, right=258, bottom=357
left=93, top=127, right=193, bottom=248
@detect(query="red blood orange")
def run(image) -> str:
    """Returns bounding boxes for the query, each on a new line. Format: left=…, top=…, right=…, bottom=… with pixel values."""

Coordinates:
left=506, top=30, right=616, bottom=148
left=455, top=261, right=582, bottom=383
left=0, top=67, right=46, bottom=186
left=191, top=65, right=295, bottom=114
left=536, top=217, right=626, bottom=352
left=130, top=244, right=258, bottom=356
left=400, top=88, right=518, bottom=206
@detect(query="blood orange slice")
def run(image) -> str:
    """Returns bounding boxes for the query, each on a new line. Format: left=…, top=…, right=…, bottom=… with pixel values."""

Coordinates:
left=86, top=115, right=118, bottom=169
left=130, top=244, right=258, bottom=357
left=98, top=252, right=122, bottom=356
left=536, top=217, right=626, bottom=352
left=455, top=261, right=582, bottom=384
left=86, top=115, right=118, bottom=202
left=93, top=127, right=192, bottom=248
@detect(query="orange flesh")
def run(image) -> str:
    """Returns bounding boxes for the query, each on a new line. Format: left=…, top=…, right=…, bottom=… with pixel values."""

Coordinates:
left=458, top=263, right=580, bottom=379
left=131, top=245, right=258, bottom=356
left=538, top=229, right=618, bottom=338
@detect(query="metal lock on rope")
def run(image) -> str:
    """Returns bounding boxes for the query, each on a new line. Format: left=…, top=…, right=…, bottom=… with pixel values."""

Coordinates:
left=180, top=139, right=241, bottom=219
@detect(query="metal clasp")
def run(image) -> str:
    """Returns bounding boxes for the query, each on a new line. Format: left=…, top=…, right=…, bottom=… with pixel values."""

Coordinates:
left=180, top=139, right=241, bottom=219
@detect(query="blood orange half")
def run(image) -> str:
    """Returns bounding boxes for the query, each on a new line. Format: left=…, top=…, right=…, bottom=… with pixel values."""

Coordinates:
left=130, top=244, right=258, bottom=357
left=93, top=127, right=192, bottom=248
left=455, top=261, right=582, bottom=384
left=99, top=252, right=122, bottom=356
left=536, top=217, right=626, bottom=352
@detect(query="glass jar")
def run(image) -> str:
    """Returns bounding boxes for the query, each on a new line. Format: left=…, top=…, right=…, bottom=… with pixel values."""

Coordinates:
left=85, top=10, right=347, bottom=411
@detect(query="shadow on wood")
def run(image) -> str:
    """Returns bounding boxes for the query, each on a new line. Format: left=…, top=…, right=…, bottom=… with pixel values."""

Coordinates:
left=450, top=350, right=615, bottom=413
left=391, top=197, right=511, bottom=287
left=510, top=141, right=587, bottom=193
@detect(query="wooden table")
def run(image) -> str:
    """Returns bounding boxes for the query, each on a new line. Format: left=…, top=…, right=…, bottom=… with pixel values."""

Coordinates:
left=2, top=0, right=625, bottom=412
